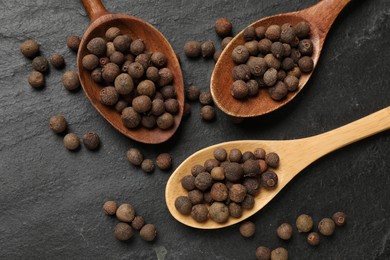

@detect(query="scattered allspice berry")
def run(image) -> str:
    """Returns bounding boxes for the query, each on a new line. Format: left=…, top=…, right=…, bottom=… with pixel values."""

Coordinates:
left=62, top=71, right=80, bottom=91
left=255, top=246, right=271, bottom=260
left=156, top=153, right=173, bottom=170
left=307, top=231, right=320, bottom=246
left=127, top=148, right=144, bottom=166
left=63, top=133, right=80, bottom=151
left=28, top=71, right=45, bottom=89
left=318, top=218, right=336, bottom=236
left=276, top=223, right=293, bottom=240
left=200, top=105, right=216, bottom=121
left=184, top=41, right=202, bottom=58
left=20, top=39, right=40, bottom=59
left=239, top=221, right=256, bottom=238
left=82, top=132, right=100, bottom=150
left=270, top=247, right=288, bottom=260
left=131, top=216, right=145, bottom=230
left=50, top=54, right=65, bottom=69
left=114, top=222, right=133, bottom=241
left=332, top=211, right=346, bottom=226
left=296, top=214, right=313, bottom=233
left=215, top=18, right=233, bottom=37
left=140, top=223, right=157, bottom=242
left=201, top=40, right=216, bottom=58
left=103, top=201, right=117, bottom=216
left=49, top=115, right=67, bottom=134
left=32, top=56, right=49, bottom=73
left=141, top=159, right=155, bottom=173
left=116, top=204, right=135, bottom=222
left=66, top=35, right=81, bottom=52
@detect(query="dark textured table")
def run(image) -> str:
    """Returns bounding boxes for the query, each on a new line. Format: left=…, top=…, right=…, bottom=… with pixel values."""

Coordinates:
left=1, top=0, right=390, bottom=259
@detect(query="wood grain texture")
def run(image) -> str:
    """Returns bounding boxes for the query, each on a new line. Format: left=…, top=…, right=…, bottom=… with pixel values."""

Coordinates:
left=78, top=0, right=184, bottom=144
left=210, top=0, right=351, bottom=117
left=166, top=106, right=390, bottom=229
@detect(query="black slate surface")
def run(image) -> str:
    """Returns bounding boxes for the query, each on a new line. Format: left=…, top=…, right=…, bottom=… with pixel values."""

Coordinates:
left=1, top=0, right=390, bottom=259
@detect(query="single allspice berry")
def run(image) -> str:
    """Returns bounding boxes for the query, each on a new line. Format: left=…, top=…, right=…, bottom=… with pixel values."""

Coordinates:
left=50, top=54, right=65, bottom=69
left=32, top=56, right=49, bottom=73
left=122, top=107, right=141, bottom=129
left=103, top=201, right=117, bottom=216
left=102, top=63, right=120, bottom=83
left=87, top=37, right=107, bottom=57
left=199, top=91, right=213, bottom=105
left=215, top=17, right=233, bottom=37
left=332, top=211, right=347, bottom=226
left=114, top=73, right=134, bottom=95
left=239, top=221, right=256, bottom=238
left=105, top=27, right=121, bottom=42
left=270, top=247, right=288, bottom=260
left=150, top=51, right=167, bottom=68
left=200, top=105, right=216, bottom=121
left=114, top=222, right=133, bottom=241
left=191, top=204, right=209, bottom=222
left=232, top=45, right=250, bottom=64
left=156, top=112, right=174, bottom=130
left=255, top=246, right=271, bottom=260
left=296, top=214, right=314, bottom=233
left=318, top=218, right=336, bottom=236
left=62, top=71, right=80, bottom=91
left=141, top=159, right=155, bottom=173
left=131, top=216, right=145, bottom=230
left=186, top=85, right=201, bottom=101
left=130, top=39, right=145, bottom=56
left=126, top=148, right=144, bottom=166
left=231, top=80, right=249, bottom=99
left=277, top=223, right=293, bottom=240
left=116, top=203, right=135, bottom=222
left=49, top=115, right=67, bottom=134
left=221, top=37, right=233, bottom=50
left=201, top=40, right=216, bottom=58
left=82, top=132, right=100, bottom=150
left=140, top=224, right=157, bottom=242
left=298, top=56, right=314, bottom=73
left=307, top=232, right=320, bottom=246
left=260, top=171, right=278, bottom=188
left=63, top=133, right=80, bottom=151
left=28, top=71, right=45, bottom=89
left=209, top=202, right=229, bottom=223
left=184, top=41, right=202, bottom=58
left=20, top=39, right=40, bottom=59
left=181, top=175, right=196, bottom=191
left=82, top=54, right=99, bottom=71
left=265, top=152, right=280, bottom=168
left=175, top=196, right=192, bottom=215
left=67, top=35, right=81, bottom=52
left=265, top=24, right=281, bottom=41
left=156, top=153, right=173, bottom=170
left=100, top=86, right=119, bottom=106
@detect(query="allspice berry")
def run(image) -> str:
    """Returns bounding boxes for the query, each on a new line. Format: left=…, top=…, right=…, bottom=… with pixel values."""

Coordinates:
left=270, top=247, right=288, bottom=260
left=175, top=196, right=192, bottom=215
left=298, top=56, right=314, bottom=73
left=231, top=80, right=248, bottom=99
left=67, top=35, right=81, bottom=52
left=115, top=73, right=134, bottom=95
left=265, top=152, right=280, bottom=168
left=82, top=54, right=99, bottom=71
left=50, top=54, right=65, bottom=69
left=294, top=21, right=311, bottom=38
left=186, top=85, right=201, bottom=101
left=256, top=246, right=271, bottom=260
left=116, top=203, right=135, bottom=222
left=126, top=148, right=144, bottom=166
left=103, top=201, right=117, bottom=216
left=199, top=91, right=213, bottom=105
left=265, top=25, right=281, bottom=41
left=156, top=153, right=173, bottom=170
left=20, top=39, right=40, bottom=59
left=114, top=222, right=133, bottom=241
left=201, top=40, right=216, bottom=58
left=62, top=71, right=80, bottom=91
left=50, top=115, right=67, bottom=134
left=210, top=182, right=228, bottom=202
left=105, top=27, right=121, bottom=42
left=181, top=175, right=196, bottom=191
left=122, top=107, right=141, bottom=129
left=191, top=204, right=209, bottom=222
left=200, top=105, right=216, bottom=121
left=140, top=224, right=157, bottom=242
left=239, top=221, right=256, bottom=238
left=130, top=39, right=145, bottom=56
left=276, top=223, right=293, bottom=240
left=82, top=132, right=100, bottom=150
left=63, top=133, right=80, bottom=151
left=100, top=86, right=119, bottom=106
left=296, top=214, right=313, bottom=233
left=215, top=18, right=233, bottom=37
left=307, top=232, right=320, bottom=246
left=318, top=218, right=336, bottom=236
left=332, top=211, right=347, bottom=226
left=28, top=71, right=45, bottom=89
left=32, top=56, right=49, bottom=73
left=113, top=35, right=131, bottom=53
left=194, top=172, right=213, bottom=191
left=150, top=52, right=167, bottom=68
left=141, top=159, right=155, bottom=173
left=102, top=63, right=120, bottom=83
left=184, top=41, right=202, bottom=58
left=156, top=112, right=174, bottom=130
left=209, top=202, right=229, bottom=223
left=232, top=45, right=250, bottom=64
left=87, top=37, right=107, bottom=57
left=131, top=216, right=145, bottom=230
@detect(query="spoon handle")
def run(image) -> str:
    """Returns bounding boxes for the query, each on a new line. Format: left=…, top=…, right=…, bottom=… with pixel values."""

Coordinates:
left=296, top=107, right=390, bottom=167
left=82, top=0, right=109, bottom=23
left=300, top=0, right=350, bottom=35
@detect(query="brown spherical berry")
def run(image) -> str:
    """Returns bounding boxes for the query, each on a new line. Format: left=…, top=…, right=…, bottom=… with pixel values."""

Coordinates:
left=265, top=25, right=281, bottom=41
left=243, top=26, right=256, bottom=41
left=254, top=148, right=266, bottom=159
left=50, top=54, right=65, bottom=69
left=210, top=167, right=225, bottom=181
left=294, top=21, right=311, bottom=38
left=280, top=24, right=296, bottom=44
left=157, top=112, right=174, bottom=130
left=221, top=37, right=233, bottom=50
left=307, top=232, right=320, bottom=246
left=296, top=214, right=313, bottom=233
left=114, top=222, right=133, bottom=241
left=191, top=165, right=206, bottom=177
left=175, top=196, right=192, bottom=215
left=247, top=80, right=259, bottom=97
left=62, top=71, right=80, bottom=90
left=284, top=75, right=299, bottom=92
left=210, top=182, right=228, bottom=202
left=87, top=37, right=106, bottom=57
left=110, top=51, right=125, bottom=66
left=191, top=204, right=209, bottom=223
left=242, top=194, right=255, bottom=209
left=160, top=85, right=176, bottom=99
left=32, top=56, right=49, bottom=73
left=231, top=80, right=248, bottom=99
left=229, top=149, right=242, bottom=163
left=186, top=85, right=201, bottom=101
left=130, top=39, right=145, bottom=56
left=271, top=42, right=285, bottom=59
left=102, top=63, right=120, bottom=83
left=141, top=115, right=156, bottom=129
left=232, top=64, right=251, bottom=81
left=258, top=38, right=272, bottom=54
left=113, top=35, right=131, bottom=53
left=201, top=40, right=216, bottom=58
left=103, top=200, right=117, bottom=216
left=263, top=68, right=278, bottom=87
left=277, top=223, right=293, bottom=240
left=82, top=132, right=100, bottom=150
left=265, top=152, right=280, bottom=168
left=141, top=159, right=155, bottom=173
left=116, top=204, right=135, bottom=222
left=63, top=133, right=80, bottom=151
left=204, top=158, right=219, bottom=171
left=99, top=57, right=110, bottom=67
left=298, top=56, right=314, bottom=73
left=156, top=153, right=173, bottom=170
left=283, top=43, right=292, bottom=56
left=318, top=218, right=336, bottom=236
left=213, top=50, right=222, bottom=62
left=135, top=53, right=151, bottom=69
left=150, top=52, right=167, bottom=68
left=229, top=184, right=247, bottom=203
left=67, top=35, right=81, bottom=52
left=131, top=216, right=145, bottom=230
left=127, top=62, right=143, bottom=79
left=122, top=107, right=141, bottom=129
left=204, top=192, right=214, bottom=204
left=200, top=105, right=216, bottom=121
left=209, top=202, right=229, bottom=223
left=115, top=73, right=133, bottom=95
left=105, top=27, right=121, bottom=41
left=20, top=39, right=40, bottom=59
left=215, top=18, right=232, bottom=37
left=126, top=148, right=143, bottom=166
left=332, top=212, right=347, bottom=226
left=256, top=246, right=271, bottom=260
left=49, top=115, right=67, bottom=134
left=115, top=100, right=128, bottom=113
left=140, top=224, right=157, bottom=242
left=260, top=170, right=278, bottom=188
left=271, top=247, right=288, bottom=260
left=282, top=57, right=295, bottom=71
left=184, top=41, right=202, bottom=58
left=181, top=175, right=196, bottom=191
left=145, top=66, right=160, bottom=82
left=106, top=42, right=116, bottom=57
left=28, top=71, right=45, bottom=88
left=290, top=48, right=302, bottom=63
left=242, top=159, right=261, bottom=177
left=232, top=45, right=250, bottom=64
left=194, top=172, right=213, bottom=191
left=247, top=56, right=267, bottom=77
left=100, top=86, right=119, bottom=106
left=229, top=203, right=242, bottom=218
left=240, top=221, right=256, bottom=238
left=151, top=99, right=165, bottom=116
left=298, top=39, right=313, bottom=56
left=214, top=147, right=227, bottom=162
left=82, top=54, right=99, bottom=71
left=165, top=99, right=179, bottom=114
left=188, top=189, right=204, bottom=205
left=158, top=68, right=173, bottom=86
left=268, top=81, right=288, bottom=101
left=244, top=40, right=259, bottom=56
left=199, top=91, right=213, bottom=105
left=136, top=80, right=155, bottom=97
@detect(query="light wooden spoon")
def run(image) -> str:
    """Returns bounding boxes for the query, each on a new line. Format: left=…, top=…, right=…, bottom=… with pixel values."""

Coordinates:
left=78, top=0, right=184, bottom=144
left=211, top=0, right=350, bottom=117
left=166, top=107, right=390, bottom=229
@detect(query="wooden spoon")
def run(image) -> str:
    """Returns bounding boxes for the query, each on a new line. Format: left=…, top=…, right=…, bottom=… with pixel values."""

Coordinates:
left=211, top=0, right=350, bottom=117
left=166, top=107, right=390, bottom=229
left=78, top=0, right=184, bottom=144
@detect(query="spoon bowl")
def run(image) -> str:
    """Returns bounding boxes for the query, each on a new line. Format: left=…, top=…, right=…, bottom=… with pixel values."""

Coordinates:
left=78, top=0, right=184, bottom=144
left=166, top=107, right=390, bottom=229
left=211, top=0, right=350, bottom=117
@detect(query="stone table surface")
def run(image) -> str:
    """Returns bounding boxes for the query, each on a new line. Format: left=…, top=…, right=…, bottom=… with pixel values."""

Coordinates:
left=1, top=0, right=390, bottom=259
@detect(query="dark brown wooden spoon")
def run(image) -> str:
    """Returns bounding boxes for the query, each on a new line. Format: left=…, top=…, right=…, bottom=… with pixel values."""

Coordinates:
left=211, top=0, right=350, bottom=117
left=78, top=0, right=184, bottom=144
